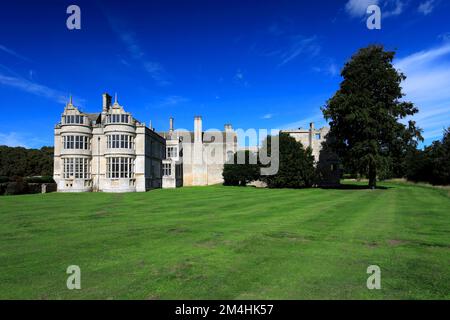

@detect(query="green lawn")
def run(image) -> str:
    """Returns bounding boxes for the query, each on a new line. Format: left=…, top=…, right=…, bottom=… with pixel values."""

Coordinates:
left=0, top=181, right=449, bottom=299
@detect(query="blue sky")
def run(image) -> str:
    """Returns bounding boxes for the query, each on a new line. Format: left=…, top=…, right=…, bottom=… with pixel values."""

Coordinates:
left=0, top=0, right=449, bottom=148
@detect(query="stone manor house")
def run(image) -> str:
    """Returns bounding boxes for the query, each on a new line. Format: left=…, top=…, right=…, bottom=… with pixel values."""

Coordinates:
left=53, top=92, right=334, bottom=192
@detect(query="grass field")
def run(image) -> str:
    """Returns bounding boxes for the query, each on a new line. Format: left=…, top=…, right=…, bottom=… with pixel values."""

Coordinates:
left=0, top=181, right=449, bottom=299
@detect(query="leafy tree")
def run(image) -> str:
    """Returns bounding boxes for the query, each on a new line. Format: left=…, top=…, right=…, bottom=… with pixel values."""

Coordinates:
left=223, top=150, right=260, bottom=186
left=0, top=146, right=54, bottom=177
left=260, top=133, right=315, bottom=188
left=322, top=45, right=422, bottom=188
left=407, top=127, right=450, bottom=185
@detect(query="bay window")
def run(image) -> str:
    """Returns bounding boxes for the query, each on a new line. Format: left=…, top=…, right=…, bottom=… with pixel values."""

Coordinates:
left=107, top=114, right=129, bottom=124
left=63, top=158, right=90, bottom=179
left=63, top=135, right=89, bottom=150
left=163, top=163, right=172, bottom=176
left=107, top=157, right=134, bottom=178
left=107, top=134, right=134, bottom=149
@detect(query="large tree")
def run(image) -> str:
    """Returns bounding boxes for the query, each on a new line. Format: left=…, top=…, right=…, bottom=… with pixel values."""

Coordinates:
left=322, top=45, right=422, bottom=188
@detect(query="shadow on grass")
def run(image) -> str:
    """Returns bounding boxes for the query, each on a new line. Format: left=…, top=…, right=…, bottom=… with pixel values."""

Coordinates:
left=319, top=184, right=391, bottom=190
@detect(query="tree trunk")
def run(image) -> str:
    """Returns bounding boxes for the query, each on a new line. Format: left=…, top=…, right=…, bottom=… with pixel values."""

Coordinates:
left=368, top=163, right=377, bottom=189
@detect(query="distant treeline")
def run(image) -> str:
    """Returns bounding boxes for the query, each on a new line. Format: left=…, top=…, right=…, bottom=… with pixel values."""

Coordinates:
left=406, top=128, right=450, bottom=186
left=0, top=145, right=54, bottom=180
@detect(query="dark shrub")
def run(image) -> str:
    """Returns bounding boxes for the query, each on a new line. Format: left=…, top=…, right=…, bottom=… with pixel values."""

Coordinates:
left=5, top=178, right=29, bottom=195
left=25, top=176, right=55, bottom=183
left=260, top=133, right=315, bottom=188
left=223, top=151, right=260, bottom=186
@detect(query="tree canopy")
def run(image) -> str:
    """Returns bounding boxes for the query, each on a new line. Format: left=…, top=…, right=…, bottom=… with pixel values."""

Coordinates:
left=322, top=45, right=422, bottom=188
left=406, top=127, right=450, bottom=186
left=0, top=145, right=54, bottom=178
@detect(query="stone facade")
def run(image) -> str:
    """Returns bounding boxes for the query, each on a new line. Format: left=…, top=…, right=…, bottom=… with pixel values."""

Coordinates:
left=158, top=117, right=238, bottom=188
left=280, top=122, right=329, bottom=161
left=281, top=123, right=340, bottom=186
left=54, top=93, right=237, bottom=192
left=54, top=93, right=165, bottom=192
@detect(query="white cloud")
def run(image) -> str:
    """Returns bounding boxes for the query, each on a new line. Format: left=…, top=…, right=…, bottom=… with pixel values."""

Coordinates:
left=106, top=16, right=170, bottom=86
left=313, top=62, right=339, bottom=77
left=395, top=43, right=450, bottom=141
left=345, top=0, right=380, bottom=17
left=279, top=35, right=321, bottom=66
left=0, top=132, right=28, bottom=147
left=160, top=95, right=189, bottom=107
left=278, top=111, right=326, bottom=131
left=0, top=44, right=31, bottom=62
left=345, top=0, right=405, bottom=18
left=395, top=44, right=450, bottom=71
left=0, top=73, right=77, bottom=105
left=234, top=69, right=249, bottom=87
left=0, top=132, right=50, bottom=148
left=418, top=0, right=436, bottom=15
left=261, top=113, right=274, bottom=119
left=383, top=0, right=405, bottom=17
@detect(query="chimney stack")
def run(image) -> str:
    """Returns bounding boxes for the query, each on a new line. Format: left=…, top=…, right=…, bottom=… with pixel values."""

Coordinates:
left=224, top=124, right=232, bottom=132
left=169, top=117, right=174, bottom=132
left=194, top=116, right=202, bottom=143
left=309, top=122, right=314, bottom=147
left=102, top=93, right=112, bottom=112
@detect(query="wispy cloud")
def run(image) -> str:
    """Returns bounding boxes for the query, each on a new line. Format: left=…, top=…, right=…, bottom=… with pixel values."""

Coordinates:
left=345, top=0, right=405, bottom=18
left=278, top=35, right=321, bottom=66
left=261, top=113, right=274, bottom=120
left=345, top=0, right=380, bottom=17
left=0, top=132, right=28, bottom=147
left=418, top=0, right=437, bottom=15
left=313, top=62, right=339, bottom=77
left=0, top=131, right=50, bottom=148
left=278, top=111, right=326, bottom=131
left=0, top=73, right=82, bottom=106
left=234, top=69, right=249, bottom=87
left=159, top=95, right=189, bottom=107
left=395, top=43, right=450, bottom=141
left=0, top=44, right=32, bottom=63
left=255, top=20, right=322, bottom=67
left=106, top=15, right=170, bottom=86
left=383, top=0, right=405, bottom=18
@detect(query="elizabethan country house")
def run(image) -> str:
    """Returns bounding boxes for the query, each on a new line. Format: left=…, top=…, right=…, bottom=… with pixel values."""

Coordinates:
left=53, top=92, right=335, bottom=192
left=53, top=93, right=237, bottom=192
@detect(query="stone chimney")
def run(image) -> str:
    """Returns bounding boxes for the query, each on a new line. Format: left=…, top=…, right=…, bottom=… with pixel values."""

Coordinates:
left=169, top=117, right=174, bottom=132
left=224, top=124, right=232, bottom=132
left=194, top=116, right=202, bottom=143
left=102, top=93, right=112, bottom=112
left=309, top=122, right=315, bottom=147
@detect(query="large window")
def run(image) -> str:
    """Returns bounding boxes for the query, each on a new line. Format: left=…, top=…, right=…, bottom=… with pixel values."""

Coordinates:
left=63, top=136, right=89, bottom=150
left=64, top=115, right=84, bottom=124
left=166, top=146, right=177, bottom=158
left=63, top=158, right=90, bottom=179
left=107, top=114, right=129, bottom=124
left=107, top=134, right=134, bottom=149
left=163, top=163, right=172, bottom=176
left=107, top=157, right=134, bottom=178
